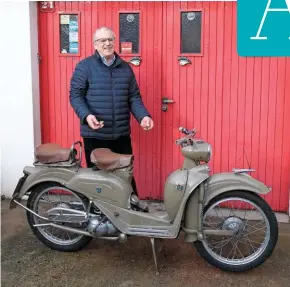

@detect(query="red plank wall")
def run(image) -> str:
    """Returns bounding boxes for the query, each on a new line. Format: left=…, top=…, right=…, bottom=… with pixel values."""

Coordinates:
left=38, top=1, right=290, bottom=212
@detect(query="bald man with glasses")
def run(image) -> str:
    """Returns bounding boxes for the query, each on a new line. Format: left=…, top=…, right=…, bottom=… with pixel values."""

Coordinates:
left=69, top=26, right=153, bottom=197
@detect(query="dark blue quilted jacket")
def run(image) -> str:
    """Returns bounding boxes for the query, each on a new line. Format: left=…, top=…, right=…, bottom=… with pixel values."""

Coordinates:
left=69, top=51, right=151, bottom=139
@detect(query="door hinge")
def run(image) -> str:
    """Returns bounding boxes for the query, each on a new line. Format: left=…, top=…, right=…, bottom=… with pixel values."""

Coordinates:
left=37, top=53, right=41, bottom=63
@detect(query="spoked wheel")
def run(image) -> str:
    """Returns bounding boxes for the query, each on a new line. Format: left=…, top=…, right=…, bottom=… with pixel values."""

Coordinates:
left=194, top=191, right=278, bottom=272
left=27, top=182, right=92, bottom=252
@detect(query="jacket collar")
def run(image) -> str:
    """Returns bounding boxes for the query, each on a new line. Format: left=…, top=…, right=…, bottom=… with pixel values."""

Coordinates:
left=94, top=50, right=123, bottom=68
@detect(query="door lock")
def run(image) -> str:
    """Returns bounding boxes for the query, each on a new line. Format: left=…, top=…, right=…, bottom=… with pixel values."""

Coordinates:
left=162, top=104, right=168, bottom=112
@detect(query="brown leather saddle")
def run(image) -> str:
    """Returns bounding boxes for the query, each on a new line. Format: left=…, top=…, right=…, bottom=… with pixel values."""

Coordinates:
left=35, top=143, right=74, bottom=164
left=90, top=148, right=133, bottom=171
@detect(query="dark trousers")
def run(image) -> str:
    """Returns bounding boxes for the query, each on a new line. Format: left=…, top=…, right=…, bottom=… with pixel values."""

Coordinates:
left=83, top=136, right=138, bottom=195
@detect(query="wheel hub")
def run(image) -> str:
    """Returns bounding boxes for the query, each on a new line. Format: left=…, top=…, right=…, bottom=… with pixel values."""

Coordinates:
left=57, top=203, right=71, bottom=209
left=222, top=217, right=244, bottom=235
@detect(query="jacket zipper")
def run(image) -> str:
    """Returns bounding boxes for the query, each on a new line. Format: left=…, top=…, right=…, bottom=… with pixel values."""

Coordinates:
left=110, top=68, right=115, bottom=139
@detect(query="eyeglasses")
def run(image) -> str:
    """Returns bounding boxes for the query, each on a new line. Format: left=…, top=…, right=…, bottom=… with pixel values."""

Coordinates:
left=95, top=37, right=115, bottom=43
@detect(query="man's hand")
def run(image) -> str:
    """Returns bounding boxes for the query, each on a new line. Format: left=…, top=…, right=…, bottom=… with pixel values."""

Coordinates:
left=86, top=115, right=104, bottom=130
left=140, top=116, right=154, bottom=130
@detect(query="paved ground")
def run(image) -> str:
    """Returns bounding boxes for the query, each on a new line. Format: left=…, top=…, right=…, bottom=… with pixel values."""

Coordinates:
left=1, top=200, right=290, bottom=287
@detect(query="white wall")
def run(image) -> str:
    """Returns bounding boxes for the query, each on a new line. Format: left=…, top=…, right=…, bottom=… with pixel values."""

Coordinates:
left=0, top=1, right=41, bottom=198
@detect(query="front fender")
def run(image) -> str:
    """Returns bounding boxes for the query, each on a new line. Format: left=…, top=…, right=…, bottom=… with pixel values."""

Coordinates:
left=204, top=172, right=271, bottom=205
left=10, top=166, right=76, bottom=208
left=183, top=171, right=271, bottom=242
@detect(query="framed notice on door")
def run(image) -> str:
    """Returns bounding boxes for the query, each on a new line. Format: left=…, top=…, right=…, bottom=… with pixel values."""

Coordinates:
left=121, top=42, right=132, bottom=54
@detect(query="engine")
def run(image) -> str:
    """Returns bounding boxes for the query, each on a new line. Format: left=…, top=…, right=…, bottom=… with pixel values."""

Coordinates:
left=86, top=215, right=119, bottom=237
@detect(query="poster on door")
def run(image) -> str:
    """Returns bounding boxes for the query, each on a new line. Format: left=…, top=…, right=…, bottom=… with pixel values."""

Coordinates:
left=121, top=42, right=132, bottom=54
left=69, top=17, right=79, bottom=54
left=69, top=31, right=78, bottom=43
left=69, top=42, right=78, bottom=54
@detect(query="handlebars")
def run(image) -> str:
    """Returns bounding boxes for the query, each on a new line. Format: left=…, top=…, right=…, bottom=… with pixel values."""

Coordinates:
left=176, top=127, right=197, bottom=146
left=179, top=127, right=196, bottom=136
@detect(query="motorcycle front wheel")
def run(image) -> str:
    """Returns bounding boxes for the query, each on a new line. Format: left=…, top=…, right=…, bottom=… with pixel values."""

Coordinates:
left=194, top=190, right=278, bottom=272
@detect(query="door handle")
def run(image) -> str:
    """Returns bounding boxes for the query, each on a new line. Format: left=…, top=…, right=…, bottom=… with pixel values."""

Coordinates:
left=162, top=97, right=175, bottom=104
left=178, top=57, right=191, bottom=66
left=162, top=97, right=175, bottom=112
left=128, top=57, right=141, bottom=66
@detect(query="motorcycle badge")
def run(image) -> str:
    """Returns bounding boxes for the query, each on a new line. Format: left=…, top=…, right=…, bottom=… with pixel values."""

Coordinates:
left=176, top=184, right=183, bottom=191
left=96, top=187, right=102, bottom=193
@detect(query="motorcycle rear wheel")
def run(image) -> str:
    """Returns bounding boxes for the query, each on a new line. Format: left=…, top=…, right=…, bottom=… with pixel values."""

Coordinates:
left=26, top=182, right=92, bottom=252
left=194, top=190, right=278, bottom=272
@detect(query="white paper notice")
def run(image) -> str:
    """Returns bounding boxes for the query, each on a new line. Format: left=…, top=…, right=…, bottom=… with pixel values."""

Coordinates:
left=69, top=32, right=78, bottom=43
left=60, top=15, right=70, bottom=25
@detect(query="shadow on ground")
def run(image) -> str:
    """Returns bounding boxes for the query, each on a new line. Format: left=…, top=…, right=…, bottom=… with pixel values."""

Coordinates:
left=1, top=200, right=290, bottom=287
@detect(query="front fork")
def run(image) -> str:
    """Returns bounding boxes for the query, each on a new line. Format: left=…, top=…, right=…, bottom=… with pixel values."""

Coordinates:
left=183, top=181, right=237, bottom=242
left=197, top=182, right=206, bottom=240
left=183, top=182, right=207, bottom=242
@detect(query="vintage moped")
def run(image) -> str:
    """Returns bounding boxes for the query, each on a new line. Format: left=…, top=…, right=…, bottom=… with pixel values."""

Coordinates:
left=9, top=127, right=278, bottom=273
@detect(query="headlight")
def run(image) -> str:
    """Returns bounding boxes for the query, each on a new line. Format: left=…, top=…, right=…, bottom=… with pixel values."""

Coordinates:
left=207, top=143, right=212, bottom=162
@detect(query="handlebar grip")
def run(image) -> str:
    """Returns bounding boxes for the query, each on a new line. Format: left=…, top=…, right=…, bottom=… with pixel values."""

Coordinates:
left=179, top=127, right=189, bottom=135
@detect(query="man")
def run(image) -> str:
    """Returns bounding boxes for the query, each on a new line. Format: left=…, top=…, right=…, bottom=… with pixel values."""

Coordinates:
left=69, top=26, right=153, bottom=195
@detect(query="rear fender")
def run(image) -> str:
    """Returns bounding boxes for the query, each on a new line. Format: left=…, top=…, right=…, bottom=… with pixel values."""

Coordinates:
left=9, top=166, right=75, bottom=208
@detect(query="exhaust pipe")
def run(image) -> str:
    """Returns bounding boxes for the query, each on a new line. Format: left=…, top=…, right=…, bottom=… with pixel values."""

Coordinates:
left=34, top=223, right=95, bottom=237
left=33, top=223, right=126, bottom=242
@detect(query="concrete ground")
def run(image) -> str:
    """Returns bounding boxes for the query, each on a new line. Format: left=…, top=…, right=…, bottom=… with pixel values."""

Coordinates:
left=1, top=200, right=290, bottom=287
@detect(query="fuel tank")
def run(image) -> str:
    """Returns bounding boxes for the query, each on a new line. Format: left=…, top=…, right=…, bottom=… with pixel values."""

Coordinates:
left=66, top=168, right=133, bottom=209
left=163, top=169, right=188, bottom=221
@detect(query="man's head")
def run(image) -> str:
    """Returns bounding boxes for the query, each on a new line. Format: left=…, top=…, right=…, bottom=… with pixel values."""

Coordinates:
left=93, top=27, right=116, bottom=59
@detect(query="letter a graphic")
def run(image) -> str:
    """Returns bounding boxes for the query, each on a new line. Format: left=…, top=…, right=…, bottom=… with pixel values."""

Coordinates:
left=250, top=0, right=290, bottom=40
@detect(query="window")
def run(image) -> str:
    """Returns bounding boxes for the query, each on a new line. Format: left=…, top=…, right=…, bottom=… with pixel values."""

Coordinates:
left=59, top=13, right=79, bottom=55
left=181, top=11, right=202, bottom=54
left=119, top=13, right=140, bottom=54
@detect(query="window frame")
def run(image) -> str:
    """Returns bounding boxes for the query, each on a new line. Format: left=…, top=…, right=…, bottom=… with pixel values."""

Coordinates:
left=179, top=8, right=204, bottom=57
left=57, top=11, right=81, bottom=57
left=117, top=10, right=142, bottom=57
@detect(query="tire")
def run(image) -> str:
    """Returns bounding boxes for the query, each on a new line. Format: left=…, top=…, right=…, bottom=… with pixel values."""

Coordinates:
left=26, top=182, right=92, bottom=252
left=194, top=190, right=279, bottom=272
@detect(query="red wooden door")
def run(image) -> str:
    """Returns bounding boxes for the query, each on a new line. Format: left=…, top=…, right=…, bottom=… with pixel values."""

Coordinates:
left=116, top=2, right=163, bottom=200
left=159, top=1, right=290, bottom=213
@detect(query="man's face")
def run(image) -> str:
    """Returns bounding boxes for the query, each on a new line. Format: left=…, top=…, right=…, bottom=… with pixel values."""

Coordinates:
left=93, top=30, right=115, bottom=58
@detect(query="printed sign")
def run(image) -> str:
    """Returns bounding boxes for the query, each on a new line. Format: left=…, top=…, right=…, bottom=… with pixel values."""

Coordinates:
left=121, top=42, right=132, bottom=54
left=69, top=20, right=78, bottom=32
left=237, top=0, right=290, bottom=56
left=69, top=42, right=78, bottom=54
left=60, top=15, right=69, bottom=25
left=69, top=32, right=78, bottom=43
left=68, top=17, right=79, bottom=53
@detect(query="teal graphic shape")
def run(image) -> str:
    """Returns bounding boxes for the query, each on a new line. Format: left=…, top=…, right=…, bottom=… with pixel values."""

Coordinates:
left=237, top=0, right=290, bottom=56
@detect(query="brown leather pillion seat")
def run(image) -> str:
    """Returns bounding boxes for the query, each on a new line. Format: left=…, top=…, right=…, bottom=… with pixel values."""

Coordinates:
left=34, top=143, right=74, bottom=164
left=90, top=148, right=133, bottom=171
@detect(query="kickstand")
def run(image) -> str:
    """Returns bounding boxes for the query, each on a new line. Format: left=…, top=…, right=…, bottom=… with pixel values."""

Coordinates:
left=150, top=238, right=161, bottom=275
